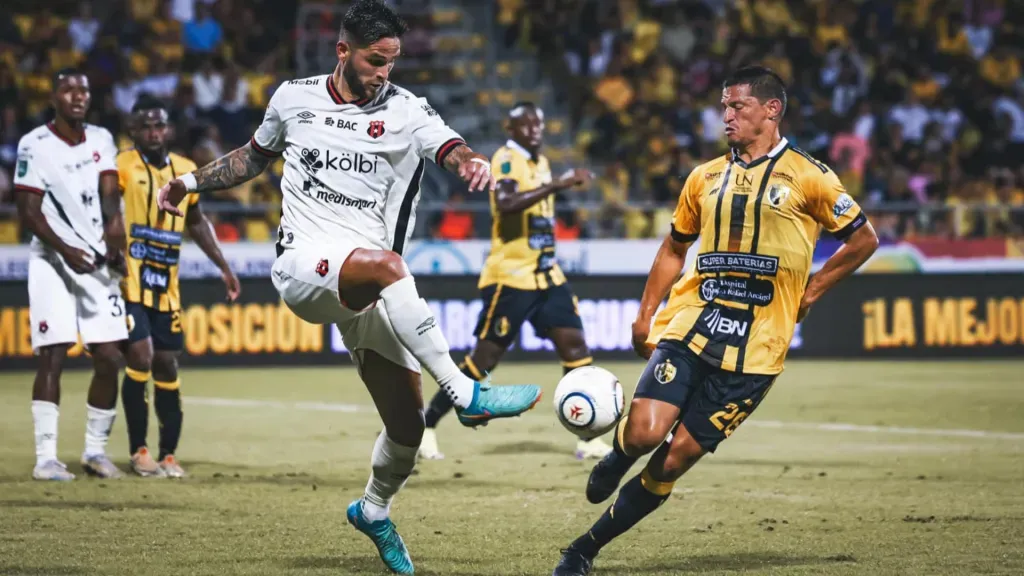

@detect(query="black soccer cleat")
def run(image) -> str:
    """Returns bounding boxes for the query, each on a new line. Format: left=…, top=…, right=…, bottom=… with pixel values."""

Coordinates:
left=586, top=451, right=627, bottom=504
left=553, top=547, right=595, bottom=576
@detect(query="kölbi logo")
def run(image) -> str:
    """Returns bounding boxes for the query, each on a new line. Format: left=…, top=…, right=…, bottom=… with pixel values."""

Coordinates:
left=301, top=147, right=377, bottom=174
left=704, top=308, right=749, bottom=336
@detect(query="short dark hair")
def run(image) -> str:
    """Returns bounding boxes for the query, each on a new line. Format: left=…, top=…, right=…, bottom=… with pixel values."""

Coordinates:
left=52, top=68, right=85, bottom=92
left=341, top=0, right=408, bottom=45
left=723, top=65, right=787, bottom=116
left=131, top=93, right=167, bottom=115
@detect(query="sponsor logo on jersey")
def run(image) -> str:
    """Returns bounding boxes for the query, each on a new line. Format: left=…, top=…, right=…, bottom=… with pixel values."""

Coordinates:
left=301, top=148, right=377, bottom=174
left=288, top=78, right=320, bottom=85
left=314, top=189, right=377, bottom=209
left=421, top=104, right=437, bottom=117
left=766, top=184, right=791, bottom=209
left=696, top=252, right=779, bottom=276
left=833, top=193, right=855, bottom=218
left=17, top=159, right=27, bottom=177
left=699, top=277, right=775, bottom=306
left=654, top=359, right=676, bottom=384
left=142, top=266, right=170, bottom=291
left=324, top=117, right=357, bottom=131
left=367, top=120, right=386, bottom=139
left=315, top=259, right=329, bottom=277
left=704, top=171, right=721, bottom=181
left=297, top=111, right=316, bottom=124
left=703, top=307, right=749, bottom=336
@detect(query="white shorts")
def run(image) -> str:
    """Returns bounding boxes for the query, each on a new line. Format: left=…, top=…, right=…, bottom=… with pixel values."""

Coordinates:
left=271, top=244, right=420, bottom=374
left=28, top=252, right=128, bottom=352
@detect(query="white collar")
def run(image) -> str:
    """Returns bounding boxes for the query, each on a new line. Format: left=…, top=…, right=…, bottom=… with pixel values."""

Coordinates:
left=506, top=139, right=536, bottom=161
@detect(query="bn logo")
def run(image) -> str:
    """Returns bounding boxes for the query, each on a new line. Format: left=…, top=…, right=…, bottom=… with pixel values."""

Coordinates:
left=367, top=121, right=386, bottom=139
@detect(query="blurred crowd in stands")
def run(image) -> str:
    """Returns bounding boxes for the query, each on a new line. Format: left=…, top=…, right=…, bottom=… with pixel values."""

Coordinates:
left=500, top=0, right=1024, bottom=240
left=1, top=0, right=1022, bottom=245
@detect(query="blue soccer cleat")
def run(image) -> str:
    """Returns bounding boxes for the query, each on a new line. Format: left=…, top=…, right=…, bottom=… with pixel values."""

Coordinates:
left=346, top=499, right=414, bottom=575
left=455, top=381, right=542, bottom=427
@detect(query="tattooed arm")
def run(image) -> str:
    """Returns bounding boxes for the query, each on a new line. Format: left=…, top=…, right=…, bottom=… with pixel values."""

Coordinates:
left=442, top=144, right=495, bottom=193
left=156, top=143, right=273, bottom=216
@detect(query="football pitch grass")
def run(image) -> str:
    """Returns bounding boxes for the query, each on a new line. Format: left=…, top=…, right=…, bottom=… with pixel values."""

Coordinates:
left=1, top=360, right=1022, bottom=576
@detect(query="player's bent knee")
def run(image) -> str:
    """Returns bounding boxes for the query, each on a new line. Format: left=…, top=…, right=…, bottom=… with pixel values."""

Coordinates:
left=371, top=250, right=410, bottom=287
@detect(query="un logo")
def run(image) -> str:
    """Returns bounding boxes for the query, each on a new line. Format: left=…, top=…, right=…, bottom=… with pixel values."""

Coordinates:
left=654, top=359, right=676, bottom=384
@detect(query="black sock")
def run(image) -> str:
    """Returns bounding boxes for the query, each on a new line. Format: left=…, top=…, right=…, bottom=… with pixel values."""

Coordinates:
left=425, top=361, right=478, bottom=428
left=121, top=371, right=150, bottom=455
left=424, top=389, right=454, bottom=428
left=154, top=381, right=182, bottom=460
left=571, top=471, right=672, bottom=557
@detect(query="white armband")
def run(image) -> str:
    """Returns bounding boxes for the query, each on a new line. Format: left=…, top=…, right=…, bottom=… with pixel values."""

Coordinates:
left=180, top=172, right=198, bottom=191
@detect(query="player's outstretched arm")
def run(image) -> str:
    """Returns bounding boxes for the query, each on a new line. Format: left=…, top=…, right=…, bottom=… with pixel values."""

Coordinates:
left=185, top=201, right=241, bottom=302
left=157, top=143, right=271, bottom=216
left=494, top=169, right=593, bottom=214
left=631, top=234, right=691, bottom=358
left=442, top=145, right=495, bottom=193
left=15, top=190, right=96, bottom=274
left=798, top=222, right=878, bottom=321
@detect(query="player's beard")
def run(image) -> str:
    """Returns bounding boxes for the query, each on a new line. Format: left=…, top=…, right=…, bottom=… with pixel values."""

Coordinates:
left=341, top=59, right=372, bottom=100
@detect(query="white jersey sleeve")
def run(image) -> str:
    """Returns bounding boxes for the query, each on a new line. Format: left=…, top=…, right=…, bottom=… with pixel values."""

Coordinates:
left=14, top=136, right=46, bottom=195
left=409, top=98, right=465, bottom=166
left=252, top=83, right=288, bottom=156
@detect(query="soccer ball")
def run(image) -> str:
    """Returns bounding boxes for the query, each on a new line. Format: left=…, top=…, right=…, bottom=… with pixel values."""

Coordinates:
left=553, top=366, right=624, bottom=440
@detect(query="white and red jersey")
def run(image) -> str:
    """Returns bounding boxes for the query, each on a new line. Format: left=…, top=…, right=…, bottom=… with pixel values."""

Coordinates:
left=14, top=122, right=119, bottom=259
left=252, top=76, right=465, bottom=255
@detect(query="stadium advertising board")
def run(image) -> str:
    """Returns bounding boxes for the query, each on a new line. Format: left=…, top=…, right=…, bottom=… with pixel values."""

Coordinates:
left=0, top=274, right=1020, bottom=370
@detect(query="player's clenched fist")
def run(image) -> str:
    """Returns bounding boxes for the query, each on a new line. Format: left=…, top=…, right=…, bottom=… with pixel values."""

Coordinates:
left=157, top=179, right=189, bottom=217
left=458, top=153, right=495, bottom=193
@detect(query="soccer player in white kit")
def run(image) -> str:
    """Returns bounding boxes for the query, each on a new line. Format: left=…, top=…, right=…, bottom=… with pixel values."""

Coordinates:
left=157, top=2, right=542, bottom=573
left=14, top=69, right=128, bottom=481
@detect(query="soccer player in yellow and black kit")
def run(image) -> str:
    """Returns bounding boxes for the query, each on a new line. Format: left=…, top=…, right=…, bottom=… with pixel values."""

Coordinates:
left=420, top=102, right=611, bottom=460
left=552, top=67, right=880, bottom=575
left=117, top=94, right=240, bottom=478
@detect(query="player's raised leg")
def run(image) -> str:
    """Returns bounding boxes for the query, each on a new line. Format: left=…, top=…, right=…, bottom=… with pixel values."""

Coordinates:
left=421, top=340, right=505, bottom=460
left=584, top=340, right=703, bottom=504
left=152, top=350, right=185, bottom=477
left=80, top=340, right=124, bottom=479
left=338, top=248, right=541, bottom=426
left=346, top=349, right=421, bottom=575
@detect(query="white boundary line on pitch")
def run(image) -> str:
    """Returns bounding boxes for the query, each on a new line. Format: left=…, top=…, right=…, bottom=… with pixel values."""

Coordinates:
left=185, top=396, right=1024, bottom=441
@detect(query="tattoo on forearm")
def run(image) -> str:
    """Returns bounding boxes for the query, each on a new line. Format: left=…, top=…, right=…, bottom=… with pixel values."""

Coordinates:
left=443, top=145, right=474, bottom=172
left=195, top=144, right=271, bottom=193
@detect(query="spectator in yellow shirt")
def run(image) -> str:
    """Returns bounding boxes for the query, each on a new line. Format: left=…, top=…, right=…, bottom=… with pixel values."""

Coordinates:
left=980, top=45, right=1021, bottom=89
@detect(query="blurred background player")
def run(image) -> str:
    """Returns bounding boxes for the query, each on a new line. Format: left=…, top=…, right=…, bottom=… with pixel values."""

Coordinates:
left=155, top=2, right=541, bottom=573
left=14, top=69, right=127, bottom=481
left=117, top=93, right=240, bottom=478
left=419, top=102, right=610, bottom=461
left=553, top=67, right=880, bottom=575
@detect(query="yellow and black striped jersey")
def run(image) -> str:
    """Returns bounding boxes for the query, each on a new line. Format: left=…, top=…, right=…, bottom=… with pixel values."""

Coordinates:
left=649, top=139, right=866, bottom=374
left=116, top=150, right=198, bottom=311
left=479, top=140, right=566, bottom=291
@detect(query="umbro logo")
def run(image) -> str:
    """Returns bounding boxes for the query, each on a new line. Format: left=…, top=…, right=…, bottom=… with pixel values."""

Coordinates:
left=297, top=111, right=316, bottom=125
left=416, top=317, right=437, bottom=335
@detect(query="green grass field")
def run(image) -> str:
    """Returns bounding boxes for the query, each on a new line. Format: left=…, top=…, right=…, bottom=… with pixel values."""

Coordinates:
left=1, top=360, right=1023, bottom=576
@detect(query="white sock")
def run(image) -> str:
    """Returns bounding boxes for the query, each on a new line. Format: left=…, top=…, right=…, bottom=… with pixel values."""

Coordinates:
left=362, top=430, right=418, bottom=522
left=84, top=404, right=117, bottom=457
left=32, top=400, right=59, bottom=466
left=379, top=276, right=475, bottom=408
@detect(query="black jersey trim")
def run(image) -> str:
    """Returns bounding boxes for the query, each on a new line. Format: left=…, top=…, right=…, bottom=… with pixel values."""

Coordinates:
left=391, top=159, right=425, bottom=255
